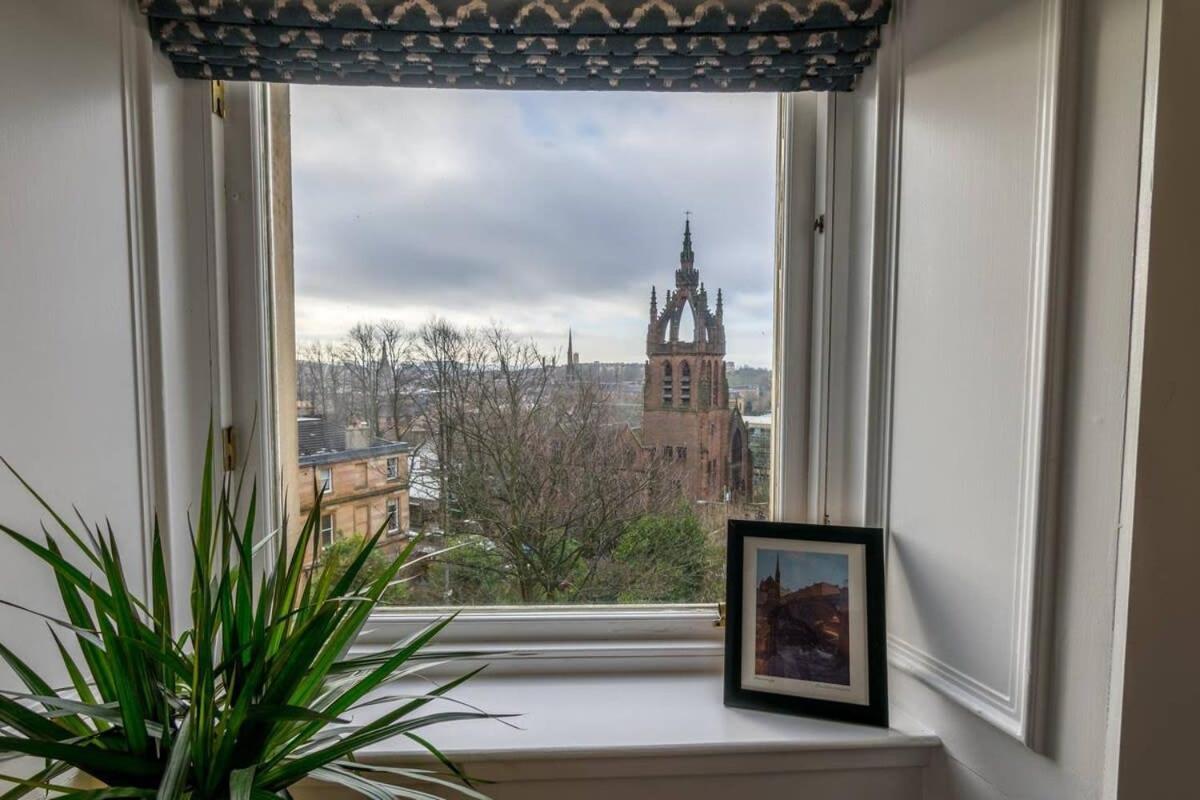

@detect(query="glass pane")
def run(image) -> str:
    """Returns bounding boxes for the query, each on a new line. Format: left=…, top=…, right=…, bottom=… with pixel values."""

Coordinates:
left=287, top=87, right=776, bottom=606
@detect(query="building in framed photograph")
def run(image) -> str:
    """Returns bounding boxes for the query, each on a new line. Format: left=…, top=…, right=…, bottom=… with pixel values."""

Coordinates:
left=725, top=520, right=887, bottom=727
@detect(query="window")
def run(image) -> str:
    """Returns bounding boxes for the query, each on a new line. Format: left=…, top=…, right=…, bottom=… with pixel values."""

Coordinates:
left=277, top=86, right=786, bottom=609
left=319, top=513, right=334, bottom=548
left=386, top=498, right=400, bottom=535
left=317, top=466, right=332, bottom=494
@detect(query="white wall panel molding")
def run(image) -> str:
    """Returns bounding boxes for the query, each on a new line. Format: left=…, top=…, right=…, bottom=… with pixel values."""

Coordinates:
left=886, top=0, right=1077, bottom=748
left=117, top=0, right=225, bottom=608
left=864, top=0, right=904, bottom=530
left=118, top=1, right=162, bottom=598
left=0, top=0, right=174, bottom=672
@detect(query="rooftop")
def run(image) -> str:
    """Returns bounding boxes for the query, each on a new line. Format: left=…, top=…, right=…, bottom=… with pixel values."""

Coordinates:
left=297, top=416, right=410, bottom=465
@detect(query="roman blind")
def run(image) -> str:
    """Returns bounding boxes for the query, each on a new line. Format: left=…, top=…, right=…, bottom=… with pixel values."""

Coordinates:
left=141, top=0, right=890, bottom=92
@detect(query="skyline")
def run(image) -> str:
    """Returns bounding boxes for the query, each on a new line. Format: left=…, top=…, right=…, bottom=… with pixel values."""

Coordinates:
left=757, top=550, right=849, bottom=593
left=290, top=86, right=778, bottom=368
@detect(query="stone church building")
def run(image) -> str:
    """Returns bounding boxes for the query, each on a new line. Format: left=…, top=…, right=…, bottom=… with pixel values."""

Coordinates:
left=641, top=220, right=753, bottom=502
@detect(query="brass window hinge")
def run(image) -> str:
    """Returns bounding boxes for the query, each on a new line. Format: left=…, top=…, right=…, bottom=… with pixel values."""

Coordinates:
left=211, top=79, right=226, bottom=119
left=221, top=426, right=237, bottom=472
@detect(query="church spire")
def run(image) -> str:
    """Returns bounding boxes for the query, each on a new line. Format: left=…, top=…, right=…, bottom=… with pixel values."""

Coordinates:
left=680, top=216, right=695, bottom=270
left=650, top=285, right=658, bottom=321
left=716, top=288, right=724, bottom=320
left=566, top=328, right=575, bottom=374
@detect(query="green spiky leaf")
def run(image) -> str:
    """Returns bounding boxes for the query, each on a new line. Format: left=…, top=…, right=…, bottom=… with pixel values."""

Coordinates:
left=0, top=428, right=496, bottom=799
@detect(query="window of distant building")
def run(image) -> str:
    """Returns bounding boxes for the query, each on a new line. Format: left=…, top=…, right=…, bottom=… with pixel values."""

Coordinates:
left=662, top=361, right=674, bottom=406
left=318, top=466, right=332, bottom=494
left=680, top=361, right=691, bottom=406
left=386, top=457, right=399, bottom=480
left=319, top=513, right=334, bottom=548
left=386, top=498, right=400, bottom=534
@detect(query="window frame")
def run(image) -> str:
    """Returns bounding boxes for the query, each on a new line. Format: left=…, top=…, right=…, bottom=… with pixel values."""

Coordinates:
left=215, top=82, right=882, bottom=667
left=385, top=456, right=400, bottom=480
left=317, top=466, right=333, bottom=494
left=385, top=497, right=400, bottom=535
left=319, top=512, right=334, bottom=548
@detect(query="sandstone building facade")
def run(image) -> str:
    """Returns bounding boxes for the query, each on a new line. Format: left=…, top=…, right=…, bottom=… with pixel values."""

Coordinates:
left=641, top=221, right=752, bottom=502
left=296, top=417, right=412, bottom=567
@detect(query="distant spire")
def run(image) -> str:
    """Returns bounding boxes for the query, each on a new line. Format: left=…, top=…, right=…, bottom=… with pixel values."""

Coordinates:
left=680, top=216, right=695, bottom=269
left=650, top=285, right=658, bottom=321
left=567, top=328, right=575, bottom=373
left=716, top=288, right=724, bottom=319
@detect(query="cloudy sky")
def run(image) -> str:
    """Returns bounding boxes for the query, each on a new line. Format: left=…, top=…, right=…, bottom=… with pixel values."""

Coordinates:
left=291, top=86, right=778, bottom=368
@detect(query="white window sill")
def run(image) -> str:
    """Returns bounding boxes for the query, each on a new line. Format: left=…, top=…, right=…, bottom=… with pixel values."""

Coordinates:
left=357, top=606, right=726, bottom=675
left=313, top=672, right=940, bottom=783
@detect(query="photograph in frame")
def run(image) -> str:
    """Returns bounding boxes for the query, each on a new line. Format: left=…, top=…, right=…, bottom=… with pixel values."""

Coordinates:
left=724, top=520, right=888, bottom=727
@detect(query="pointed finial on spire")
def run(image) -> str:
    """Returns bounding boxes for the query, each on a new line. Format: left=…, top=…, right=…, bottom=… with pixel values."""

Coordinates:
left=650, top=285, right=658, bottom=321
left=567, top=328, right=575, bottom=373
left=680, top=213, right=695, bottom=270
left=716, top=288, right=724, bottom=319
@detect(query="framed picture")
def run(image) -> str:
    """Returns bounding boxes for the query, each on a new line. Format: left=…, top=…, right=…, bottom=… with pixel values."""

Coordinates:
left=724, top=520, right=888, bottom=727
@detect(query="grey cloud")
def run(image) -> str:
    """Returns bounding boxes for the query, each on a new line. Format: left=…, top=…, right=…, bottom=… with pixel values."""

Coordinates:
left=291, top=86, right=777, bottom=365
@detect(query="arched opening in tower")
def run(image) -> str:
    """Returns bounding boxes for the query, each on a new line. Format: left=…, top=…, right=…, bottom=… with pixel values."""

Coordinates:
left=677, top=300, right=697, bottom=343
left=662, top=361, right=673, bottom=406
left=680, top=361, right=691, bottom=406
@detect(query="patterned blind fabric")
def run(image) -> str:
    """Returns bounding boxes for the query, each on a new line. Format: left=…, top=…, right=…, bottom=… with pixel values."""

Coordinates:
left=141, top=0, right=891, bottom=92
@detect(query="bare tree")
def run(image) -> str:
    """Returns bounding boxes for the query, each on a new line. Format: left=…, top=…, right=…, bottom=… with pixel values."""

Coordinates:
left=297, top=340, right=347, bottom=426
left=338, top=323, right=387, bottom=438
left=435, top=325, right=681, bottom=601
left=376, top=320, right=421, bottom=444
left=296, top=319, right=695, bottom=604
left=411, top=319, right=469, bottom=537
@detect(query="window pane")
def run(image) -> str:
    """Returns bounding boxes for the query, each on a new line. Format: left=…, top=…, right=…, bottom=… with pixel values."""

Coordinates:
left=286, top=87, right=776, bottom=605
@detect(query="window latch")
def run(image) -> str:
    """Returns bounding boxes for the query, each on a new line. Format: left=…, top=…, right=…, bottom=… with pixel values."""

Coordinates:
left=222, top=426, right=237, bottom=472
left=714, top=601, right=727, bottom=628
left=813, top=214, right=826, bottom=234
left=211, top=79, right=226, bottom=119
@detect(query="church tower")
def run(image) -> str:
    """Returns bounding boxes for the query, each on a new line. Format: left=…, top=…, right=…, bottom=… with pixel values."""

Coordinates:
left=642, top=218, right=751, bottom=502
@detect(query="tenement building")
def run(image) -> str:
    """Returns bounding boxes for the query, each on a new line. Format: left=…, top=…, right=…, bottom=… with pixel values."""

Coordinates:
left=641, top=220, right=752, bottom=502
left=296, top=416, right=412, bottom=567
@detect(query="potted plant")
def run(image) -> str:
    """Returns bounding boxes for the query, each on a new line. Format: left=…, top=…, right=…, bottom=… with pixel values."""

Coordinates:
left=0, top=433, right=496, bottom=798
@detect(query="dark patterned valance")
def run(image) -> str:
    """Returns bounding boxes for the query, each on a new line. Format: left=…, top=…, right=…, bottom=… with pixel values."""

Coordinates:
left=140, top=1, right=891, bottom=92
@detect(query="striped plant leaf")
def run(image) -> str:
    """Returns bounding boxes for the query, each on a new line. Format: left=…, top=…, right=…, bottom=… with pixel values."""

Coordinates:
left=0, top=426, right=497, bottom=799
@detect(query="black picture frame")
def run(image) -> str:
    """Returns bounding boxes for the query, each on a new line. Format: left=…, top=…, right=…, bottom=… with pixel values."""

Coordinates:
left=724, top=519, right=888, bottom=728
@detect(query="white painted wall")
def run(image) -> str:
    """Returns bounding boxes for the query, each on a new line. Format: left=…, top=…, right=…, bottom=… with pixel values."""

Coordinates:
left=0, top=0, right=213, bottom=675
left=0, top=0, right=149, bottom=677
left=874, top=0, right=1153, bottom=797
